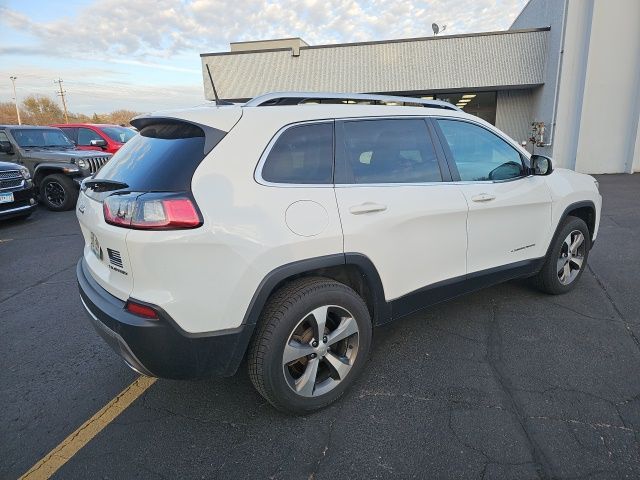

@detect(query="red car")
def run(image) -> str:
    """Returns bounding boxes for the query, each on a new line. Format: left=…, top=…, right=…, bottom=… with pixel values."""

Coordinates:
left=52, top=124, right=136, bottom=154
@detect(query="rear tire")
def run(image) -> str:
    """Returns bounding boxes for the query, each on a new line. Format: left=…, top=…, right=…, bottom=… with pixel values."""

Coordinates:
left=533, top=216, right=591, bottom=295
left=40, top=174, right=78, bottom=211
left=248, top=277, right=372, bottom=415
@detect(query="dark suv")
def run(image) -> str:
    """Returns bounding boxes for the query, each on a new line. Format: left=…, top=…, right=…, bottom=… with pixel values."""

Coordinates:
left=0, top=160, right=36, bottom=220
left=0, top=125, right=111, bottom=211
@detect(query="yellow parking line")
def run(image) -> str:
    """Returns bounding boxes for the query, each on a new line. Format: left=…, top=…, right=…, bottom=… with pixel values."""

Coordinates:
left=20, top=376, right=157, bottom=480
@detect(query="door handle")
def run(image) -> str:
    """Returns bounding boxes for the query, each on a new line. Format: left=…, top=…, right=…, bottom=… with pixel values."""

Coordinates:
left=349, top=202, right=388, bottom=215
left=470, top=193, right=496, bottom=203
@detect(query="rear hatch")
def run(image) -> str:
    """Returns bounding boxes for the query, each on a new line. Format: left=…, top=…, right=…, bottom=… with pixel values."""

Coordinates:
left=77, top=107, right=241, bottom=301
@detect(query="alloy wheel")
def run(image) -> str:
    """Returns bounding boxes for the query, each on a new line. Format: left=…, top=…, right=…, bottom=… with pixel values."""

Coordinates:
left=557, top=230, right=585, bottom=285
left=45, top=181, right=66, bottom=208
left=282, top=305, right=360, bottom=397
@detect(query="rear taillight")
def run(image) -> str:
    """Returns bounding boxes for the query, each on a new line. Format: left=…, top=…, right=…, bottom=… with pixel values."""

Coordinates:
left=103, top=193, right=201, bottom=230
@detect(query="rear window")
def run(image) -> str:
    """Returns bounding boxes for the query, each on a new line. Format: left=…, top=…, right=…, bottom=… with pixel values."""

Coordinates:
left=93, top=122, right=223, bottom=191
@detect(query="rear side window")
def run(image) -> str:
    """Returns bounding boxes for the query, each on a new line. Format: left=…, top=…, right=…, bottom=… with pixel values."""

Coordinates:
left=94, top=122, right=221, bottom=191
left=261, top=122, right=333, bottom=184
left=337, top=119, right=442, bottom=184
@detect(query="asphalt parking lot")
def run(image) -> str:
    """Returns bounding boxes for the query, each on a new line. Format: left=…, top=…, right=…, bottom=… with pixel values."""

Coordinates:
left=1, top=174, right=639, bottom=479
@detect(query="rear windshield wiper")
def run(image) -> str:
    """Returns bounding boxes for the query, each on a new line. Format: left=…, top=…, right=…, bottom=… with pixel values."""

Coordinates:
left=84, top=179, right=129, bottom=192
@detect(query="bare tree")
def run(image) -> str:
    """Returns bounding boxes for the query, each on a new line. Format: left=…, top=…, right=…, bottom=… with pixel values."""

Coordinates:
left=0, top=95, right=140, bottom=126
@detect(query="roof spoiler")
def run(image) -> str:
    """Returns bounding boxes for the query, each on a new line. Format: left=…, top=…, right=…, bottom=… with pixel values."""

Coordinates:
left=130, top=116, right=227, bottom=155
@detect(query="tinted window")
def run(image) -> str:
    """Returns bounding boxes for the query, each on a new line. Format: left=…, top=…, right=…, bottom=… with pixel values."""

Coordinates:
left=94, top=122, right=210, bottom=191
left=339, top=119, right=442, bottom=184
left=78, top=128, right=103, bottom=146
left=101, top=126, right=136, bottom=143
left=262, top=123, right=333, bottom=184
left=59, top=127, right=78, bottom=143
left=11, top=128, right=74, bottom=148
left=437, top=120, right=524, bottom=181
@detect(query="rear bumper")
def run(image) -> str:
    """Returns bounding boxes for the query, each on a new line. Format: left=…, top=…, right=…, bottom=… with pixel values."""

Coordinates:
left=76, top=258, right=254, bottom=379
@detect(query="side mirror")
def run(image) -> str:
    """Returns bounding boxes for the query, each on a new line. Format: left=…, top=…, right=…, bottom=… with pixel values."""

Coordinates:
left=530, top=154, right=553, bottom=176
left=90, top=139, right=107, bottom=148
left=0, top=142, right=13, bottom=154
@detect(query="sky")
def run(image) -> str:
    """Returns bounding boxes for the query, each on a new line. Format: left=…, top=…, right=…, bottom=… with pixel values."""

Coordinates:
left=0, top=0, right=528, bottom=115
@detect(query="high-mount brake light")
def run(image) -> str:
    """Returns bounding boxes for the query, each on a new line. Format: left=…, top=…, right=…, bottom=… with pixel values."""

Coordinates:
left=103, top=194, right=201, bottom=230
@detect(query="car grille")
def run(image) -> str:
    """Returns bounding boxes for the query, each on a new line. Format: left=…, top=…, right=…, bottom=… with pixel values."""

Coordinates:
left=0, top=170, right=24, bottom=190
left=86, top=156, right=111, bottom=174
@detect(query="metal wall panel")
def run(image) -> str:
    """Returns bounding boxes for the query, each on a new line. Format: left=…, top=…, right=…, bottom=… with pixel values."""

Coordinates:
left=202, top=30, right=549, bottom=100
left=495, top=88, right=537, bottom=144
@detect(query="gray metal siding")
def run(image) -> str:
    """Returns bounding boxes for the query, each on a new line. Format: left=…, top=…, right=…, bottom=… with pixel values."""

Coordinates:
left=495, top=88, right=537, bottom=144
left=202, top=30, right=549, bottom=100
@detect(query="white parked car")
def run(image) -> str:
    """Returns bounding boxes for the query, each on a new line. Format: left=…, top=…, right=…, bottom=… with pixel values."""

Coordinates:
left=76, top=92, right=602, bottom=413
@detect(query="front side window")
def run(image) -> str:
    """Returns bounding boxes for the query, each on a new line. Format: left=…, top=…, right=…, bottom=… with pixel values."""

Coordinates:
left=261, top=122, right=333, bottom=184
left=78, top=128, right=104, bottom=146
left=338, top=119, right=442, bottom=184
left=437, top=120, right=524, bottom=181
left=59, top=127, right=78, bottom=143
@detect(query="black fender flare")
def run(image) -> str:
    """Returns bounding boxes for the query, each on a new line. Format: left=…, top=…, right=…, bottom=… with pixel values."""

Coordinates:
left=545, top=200, right=597, bottom=258
left=33, top=163, right=82, bottom=185
left=241, top=252, right=390, bottom=328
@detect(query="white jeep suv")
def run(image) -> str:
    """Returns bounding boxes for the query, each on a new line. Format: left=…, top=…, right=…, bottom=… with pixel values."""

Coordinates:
left=76, top=92, right=602, bottom=414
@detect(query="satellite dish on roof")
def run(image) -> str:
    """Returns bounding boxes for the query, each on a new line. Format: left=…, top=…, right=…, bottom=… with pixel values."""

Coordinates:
left=432, top=23, right=447, bottom=35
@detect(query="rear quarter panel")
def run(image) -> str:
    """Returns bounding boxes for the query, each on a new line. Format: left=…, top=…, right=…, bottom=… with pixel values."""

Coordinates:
left=126, top=109, right=344, bottom=334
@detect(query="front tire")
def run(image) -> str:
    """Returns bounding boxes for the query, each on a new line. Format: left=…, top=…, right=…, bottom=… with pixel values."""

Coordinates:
left=248, top=277, right=372, bottom=414
left=40, top=174, right=78, bottom=211
left=533, top=216, right=591, bottom=295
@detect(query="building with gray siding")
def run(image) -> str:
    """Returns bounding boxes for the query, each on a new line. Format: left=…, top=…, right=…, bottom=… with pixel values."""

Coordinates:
left=201, top=0, right=640, bottom=174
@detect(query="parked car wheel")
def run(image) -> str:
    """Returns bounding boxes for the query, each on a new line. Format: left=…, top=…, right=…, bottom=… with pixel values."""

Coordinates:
left=40, top=174, right=78, bottom=211
left=248, top=277, right=372, bottom=414
left=533, top=216, right=591, bottom=295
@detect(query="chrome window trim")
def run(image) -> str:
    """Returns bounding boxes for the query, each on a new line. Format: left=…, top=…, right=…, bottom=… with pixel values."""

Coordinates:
left=255, top=114, right=532, bottom=188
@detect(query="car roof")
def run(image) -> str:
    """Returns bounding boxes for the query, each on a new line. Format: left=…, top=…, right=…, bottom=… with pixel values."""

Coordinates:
left=132, top=91, right=470, bottom=132
left=137, top=102, right=471, bottom=131
left=51, top=123, right=121, bottom=128
left=0, top=125, right=65, bottom=130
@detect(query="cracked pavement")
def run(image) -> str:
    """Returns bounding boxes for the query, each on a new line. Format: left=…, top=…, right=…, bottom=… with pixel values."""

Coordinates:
left=1, top=174, right=639, bottom=479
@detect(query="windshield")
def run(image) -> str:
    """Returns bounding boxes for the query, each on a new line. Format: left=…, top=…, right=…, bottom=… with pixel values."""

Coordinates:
left=11, top=128, right=75, bottom=148
left=101, top=126, right=137, bottom=144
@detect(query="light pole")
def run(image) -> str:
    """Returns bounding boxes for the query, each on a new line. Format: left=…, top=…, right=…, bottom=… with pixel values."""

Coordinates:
left=9, top=76, right=22, bottom=125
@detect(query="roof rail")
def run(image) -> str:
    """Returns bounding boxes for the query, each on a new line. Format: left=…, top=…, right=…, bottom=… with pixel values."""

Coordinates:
left=244, top=92, right=461, bottom=111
